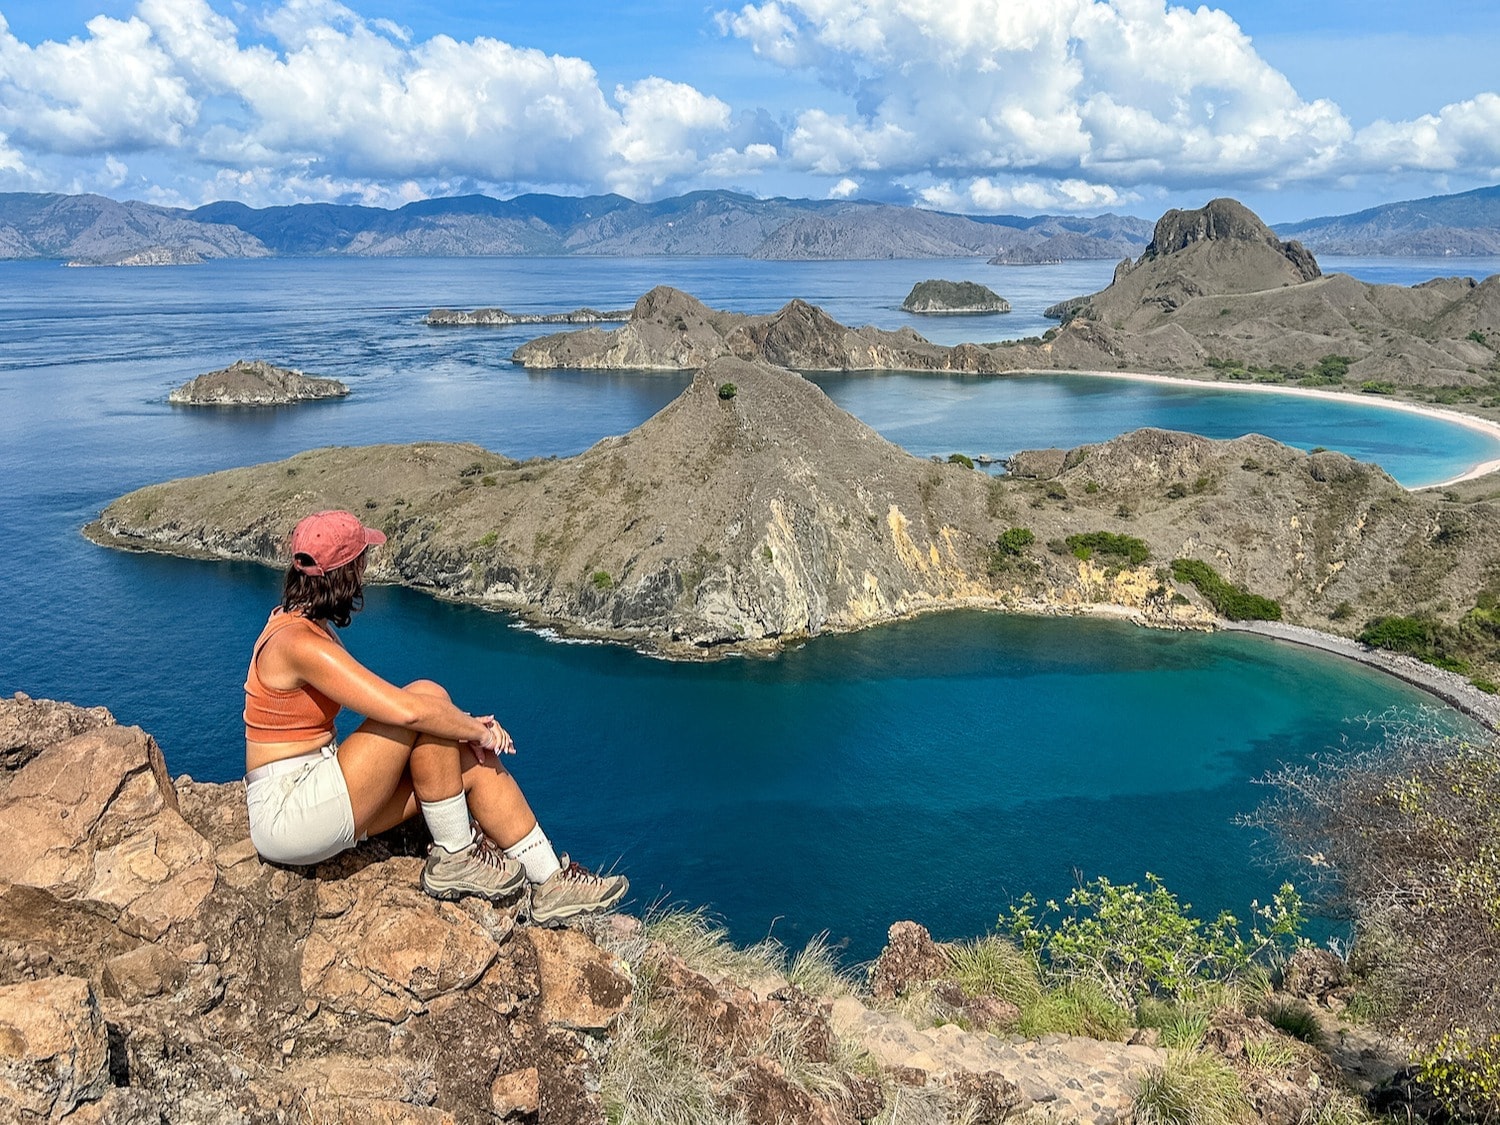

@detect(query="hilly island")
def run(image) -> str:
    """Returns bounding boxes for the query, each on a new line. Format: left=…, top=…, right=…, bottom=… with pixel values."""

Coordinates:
left=87, top=201, right=1500, bottom=698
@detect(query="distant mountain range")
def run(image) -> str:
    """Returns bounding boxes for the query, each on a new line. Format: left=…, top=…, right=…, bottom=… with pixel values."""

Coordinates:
left=1273, top=184, right=1500, bottom=255
left=0, top=190, right=1150, bottom=263
left=1, top=184, right=1496, bottom=263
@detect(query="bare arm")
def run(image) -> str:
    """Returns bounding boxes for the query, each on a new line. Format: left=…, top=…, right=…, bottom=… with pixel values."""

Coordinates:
left=267, top=625, right=501, bottom=749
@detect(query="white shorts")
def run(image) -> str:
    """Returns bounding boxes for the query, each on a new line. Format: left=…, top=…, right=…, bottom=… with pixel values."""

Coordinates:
left=245, top=743, right=358, bottom=866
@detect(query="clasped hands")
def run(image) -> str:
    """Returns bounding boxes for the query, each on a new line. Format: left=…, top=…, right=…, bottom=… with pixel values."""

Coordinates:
left=468, top=714, right=515, bottom=759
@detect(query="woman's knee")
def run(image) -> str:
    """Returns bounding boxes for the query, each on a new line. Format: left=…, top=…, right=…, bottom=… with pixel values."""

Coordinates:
left=404, top=678, right=451, bottom=701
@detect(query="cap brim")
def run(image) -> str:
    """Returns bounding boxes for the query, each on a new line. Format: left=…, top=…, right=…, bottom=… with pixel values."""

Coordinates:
left=363, top=526, right=387, bottom=547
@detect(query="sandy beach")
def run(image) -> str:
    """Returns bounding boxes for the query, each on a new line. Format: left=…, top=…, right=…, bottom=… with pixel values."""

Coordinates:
left=1048, top=368, right=1500, bottom=488
left=1221, top=619, right=1500, bottom=732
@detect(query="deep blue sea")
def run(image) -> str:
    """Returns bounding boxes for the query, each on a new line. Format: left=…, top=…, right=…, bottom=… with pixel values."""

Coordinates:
left=2, top=253, right=1495, bottom=962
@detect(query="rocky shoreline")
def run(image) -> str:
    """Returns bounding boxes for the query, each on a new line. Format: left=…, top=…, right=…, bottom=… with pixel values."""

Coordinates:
left=169, top=359, right=350, bottom=407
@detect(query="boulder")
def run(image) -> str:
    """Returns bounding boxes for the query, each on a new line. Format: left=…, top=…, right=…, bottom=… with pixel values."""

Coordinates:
left=0, top=692, right=115, bottom=773
left=868, top=921, right=950, bottom=1000
left=0, top=976, right=111, bottom=1119
left=528, top=926, right=633, bottom=1033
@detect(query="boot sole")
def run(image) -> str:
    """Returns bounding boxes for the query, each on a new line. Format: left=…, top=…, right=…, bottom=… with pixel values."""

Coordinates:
left=421, top=874, right=527, bottom=902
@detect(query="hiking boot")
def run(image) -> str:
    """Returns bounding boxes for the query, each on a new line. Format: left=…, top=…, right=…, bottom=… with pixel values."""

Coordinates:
left=421, top=830, right=526, bottom=901
left=528, top=855, right=628, bottom=925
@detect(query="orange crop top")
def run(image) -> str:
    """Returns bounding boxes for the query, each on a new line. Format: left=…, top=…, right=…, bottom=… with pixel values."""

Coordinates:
left=243, top=611, right=342, bottom=744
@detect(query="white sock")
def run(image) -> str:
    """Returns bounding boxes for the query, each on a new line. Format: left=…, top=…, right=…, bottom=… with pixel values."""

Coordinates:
left=420, top=793, right=474, bottom=853
left=504, top=823, right=562, bottom=883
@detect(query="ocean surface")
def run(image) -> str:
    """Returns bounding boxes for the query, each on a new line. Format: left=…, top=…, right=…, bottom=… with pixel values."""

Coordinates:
left=2, top=252, right=1494, bottom=962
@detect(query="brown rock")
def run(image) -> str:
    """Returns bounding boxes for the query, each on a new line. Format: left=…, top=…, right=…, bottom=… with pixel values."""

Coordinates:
left=726, top=1055, right=846, bottom=1125
left=946, top=1070, right=1025, bottom=1124
left=491, top=1066, right=540, bottom=1119
left=0, top=724, right=186, bottom=895
left=0, top=976, right=110, bottom=1119
left=930, top=979, right=1022, bottom=1032
left=300, top=874, right=499, bottom=1022
left=840, top=1071, right=886, bottom=1121
left=1280, top=947, right=1350, bottom=1005
left=528, top=926, right=633, bottom=1033
left=0, top=692, right=115, bottom=773
left=650, top=953, right=773, bottom=1055
left=868, top=921, right=950, bottom=1000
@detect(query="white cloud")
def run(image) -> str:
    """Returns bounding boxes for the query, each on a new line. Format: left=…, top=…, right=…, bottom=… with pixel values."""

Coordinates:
left=0, top=0, right=761, bottom=203
left=828, top=176, right=859, bottom=198
left=723, top=0, right=1358, bottom=192
left=917, top=175, right=1134, bottom=212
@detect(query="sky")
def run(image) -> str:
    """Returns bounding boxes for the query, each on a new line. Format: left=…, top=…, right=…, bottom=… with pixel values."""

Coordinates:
left=1, top=0, right=1498, bottom=223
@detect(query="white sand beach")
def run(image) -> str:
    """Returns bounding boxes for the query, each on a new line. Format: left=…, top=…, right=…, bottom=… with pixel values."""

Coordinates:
left=1047, top=368, right=1500, bottom=488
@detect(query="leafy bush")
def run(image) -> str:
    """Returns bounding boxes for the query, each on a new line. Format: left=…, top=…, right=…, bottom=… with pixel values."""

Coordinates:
left=1066, top=531, right=1150, bottom=567
left=1170, top=559, right=1282, bottom=621
left=946, top=452, right=974, bottom=469
left=1166, top=482, right=1189, bottom=500
left=1329, top=601, right=1354, bottom=622
left=988, top=527, right=1035, bottom=574
left=591, top=570, right=614, bottom=591
left=1360, top=381, right=1396, bottom=395
left=1003, top=874, right=1304, bottom=1007
left=1469, top=330, right=1488, bottom=345
left=717, top=382, right=737, bottom=400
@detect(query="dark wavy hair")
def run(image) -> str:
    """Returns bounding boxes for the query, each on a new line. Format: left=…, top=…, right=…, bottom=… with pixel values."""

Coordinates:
left=281, top=551, right=367, bottom=628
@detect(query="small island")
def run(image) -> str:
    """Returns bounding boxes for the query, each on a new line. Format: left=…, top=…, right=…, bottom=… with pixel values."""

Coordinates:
left=901, top=279, right=1011, bottom=314
left=168, top=359, right=349, bottom=407
left=425, top=306, right=632, bottom=327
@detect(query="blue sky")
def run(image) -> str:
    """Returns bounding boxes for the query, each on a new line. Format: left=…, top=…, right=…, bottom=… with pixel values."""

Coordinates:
left=1, top=0, right=1497, bottom=222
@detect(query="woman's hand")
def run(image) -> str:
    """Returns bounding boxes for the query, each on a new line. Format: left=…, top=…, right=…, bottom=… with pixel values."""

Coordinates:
left=471, top=715, right=515, bottom=759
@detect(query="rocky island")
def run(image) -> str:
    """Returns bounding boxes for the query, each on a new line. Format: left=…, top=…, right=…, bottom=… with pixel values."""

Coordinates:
left=168, top=359, right=350, bottom=407
left=901, top=280, right=1011, bottom=314
left=511, top=199, right=1500, bottom=397
left=425, top=306, right=632, bottom=327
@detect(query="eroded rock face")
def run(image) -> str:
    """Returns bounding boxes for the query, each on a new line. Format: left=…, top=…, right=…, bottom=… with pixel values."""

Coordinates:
left=868, top=921, right=950, bottom=1000
left=0, top=690, right=115, bottom=773
left=168, top=359, right=350, bottom=406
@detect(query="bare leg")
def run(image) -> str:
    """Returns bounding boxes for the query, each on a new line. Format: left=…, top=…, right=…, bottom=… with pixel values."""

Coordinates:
left=336, top=679, right=539, bottom=845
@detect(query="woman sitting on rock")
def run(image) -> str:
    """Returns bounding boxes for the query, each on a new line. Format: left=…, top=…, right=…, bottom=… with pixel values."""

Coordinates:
left=243, top=509, right=626, bottom=924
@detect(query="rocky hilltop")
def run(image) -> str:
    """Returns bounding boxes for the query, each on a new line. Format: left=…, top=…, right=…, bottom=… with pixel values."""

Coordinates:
left=1029, top=199, right=1500, bottom=390
left=89, top=359, right=1500, bottom=666
left=902, top=280, right=1011, bottom=314
left=168, top=360, right=350, bottom=407
left=7, top=691, right=1405, bottom=1124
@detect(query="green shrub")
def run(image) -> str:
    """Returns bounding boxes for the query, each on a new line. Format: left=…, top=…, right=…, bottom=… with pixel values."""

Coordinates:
left=591, top=570, right=614, bottom=591
left=1159, top=1011, right=1211, bottom=1050
left=1066, top=531, right=1150, bottom=567
left=1133, top=1050, right=1251, bottom=1125
left=1415, top=1028, right=1500, bottom=1121
left=1166, top=482, right=1189, bottom=499
left=1004, top=874, right=1304, bottom=1007
left=1358, top=614, right=1438, bottom=655
left=1329, top=601, right=1354, bottom=622
left=1170, top=558, right=1282, bottom=621
left=1085, top=480, right=1100, bottom=494
left=1044, top=483, right=1068, bottom=500
left=1468, top=330, right=1488, bottom=345
left=1240, top=458, right=1261, bottom=471
left=717, top=382, right=737, bottom=400
left=947, top=452, right=975, bottom=469
left=1472, top=677, right=1499, bottom=694
left=476, top=531, right=498, bottom=548
left=1015, top=980, right=1130, bottom=1040
left=945, top=936, right=1044, bottom=1009
left=1360, top=381, right=1396, bottom=395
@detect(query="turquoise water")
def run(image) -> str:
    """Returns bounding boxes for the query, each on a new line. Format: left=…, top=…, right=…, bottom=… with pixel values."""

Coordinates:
left=1, top=253, right=1493, bottom=961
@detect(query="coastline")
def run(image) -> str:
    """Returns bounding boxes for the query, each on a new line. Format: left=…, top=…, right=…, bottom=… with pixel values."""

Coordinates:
left=1039, top=368, right=1500, bottom=488
left=1221, top=619, right=1500, bottom=733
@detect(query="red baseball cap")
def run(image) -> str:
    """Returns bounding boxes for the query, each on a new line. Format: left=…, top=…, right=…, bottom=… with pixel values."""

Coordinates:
left=289, top=510, right=386, bottom=576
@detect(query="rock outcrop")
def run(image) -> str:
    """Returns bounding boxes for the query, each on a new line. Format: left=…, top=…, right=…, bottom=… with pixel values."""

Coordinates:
left=901, top=280, right=1011, bottom=314
left=6, top=695, right=1383, bottom=1124
left=169, top=360, right=350, bottom=407
left=87, top=359, right=1500, bottom=663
